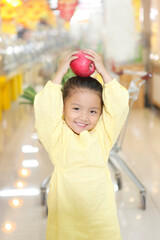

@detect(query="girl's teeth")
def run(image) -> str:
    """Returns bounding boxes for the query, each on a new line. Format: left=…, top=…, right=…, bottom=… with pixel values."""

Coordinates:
left=76, top=123, right=86, bottom=127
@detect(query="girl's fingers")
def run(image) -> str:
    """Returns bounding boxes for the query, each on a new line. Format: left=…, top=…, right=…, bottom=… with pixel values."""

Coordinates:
left=84, top=55, right=95, bottom=61
left=84, top=51, right=100, bottom=61
left=67, top=51, right=79, bottom=58
left=72, top=50, right=79, bottom=54
left=64, top=56, right=78, bottom=65
left=84, top=49, right=96, bottom=54
left=70, top=56, right=78, bottom=61
left=85, top=54, right=101, bottom=63
left=83, top=49, right=97, bottom=57
left=65, top=52, right=79, bottom=62
left=65, top=49, right=101, bottom=63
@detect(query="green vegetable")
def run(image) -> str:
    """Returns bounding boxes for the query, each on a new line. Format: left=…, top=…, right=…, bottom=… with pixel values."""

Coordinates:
left=19, top=86, right=36, bottom=105
left=62, top=68, right=76, bottom=87
left=19, top=68, right=75, bottom=105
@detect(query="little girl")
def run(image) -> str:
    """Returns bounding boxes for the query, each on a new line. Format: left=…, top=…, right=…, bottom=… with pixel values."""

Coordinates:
left=34, top=49, right=129, bottom=240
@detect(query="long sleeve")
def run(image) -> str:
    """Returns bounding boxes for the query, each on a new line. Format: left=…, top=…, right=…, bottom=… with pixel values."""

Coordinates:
left=97, top=79, right=129, bottom=150
left=34, top=80, right=63, bottom=153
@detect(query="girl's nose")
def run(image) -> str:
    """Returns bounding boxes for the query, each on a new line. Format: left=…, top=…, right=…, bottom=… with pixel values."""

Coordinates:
left=80, top=112, right=89, bottom=122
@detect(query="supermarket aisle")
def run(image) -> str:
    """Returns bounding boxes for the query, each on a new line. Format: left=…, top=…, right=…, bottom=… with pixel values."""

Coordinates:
left=0, top=100, right=160, bottom=240
left=116, top=107, right=160, bottom=240
left=0, top=102, right=53, bottom=240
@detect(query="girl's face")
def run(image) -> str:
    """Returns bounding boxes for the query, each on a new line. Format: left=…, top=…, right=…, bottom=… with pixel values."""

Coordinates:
left=63, top=88, right=102, bottom=134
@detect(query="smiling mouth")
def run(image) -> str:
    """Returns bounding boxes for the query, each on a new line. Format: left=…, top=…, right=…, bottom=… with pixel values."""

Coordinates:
left=75, top=122, right=88, bottom=128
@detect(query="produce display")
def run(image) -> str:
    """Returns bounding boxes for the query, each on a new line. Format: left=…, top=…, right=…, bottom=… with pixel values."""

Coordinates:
left=62, top=68, right=75, bottom=86
left=0, top=28, right=74, bottom=76
left=19, top=86, right=36, bottom=105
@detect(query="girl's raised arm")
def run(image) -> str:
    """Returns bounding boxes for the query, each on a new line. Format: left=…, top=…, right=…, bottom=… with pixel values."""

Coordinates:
left=34, top=81, right=63, bottom=154
left=101, top=80, right=129, bottom=150
left=52, top=51, right=78, bottom=84
left=83, top=49, right=112, bottom=83
left=34, top=51, right=78, bottom=154
left=84, top=49, right=129, bottom=149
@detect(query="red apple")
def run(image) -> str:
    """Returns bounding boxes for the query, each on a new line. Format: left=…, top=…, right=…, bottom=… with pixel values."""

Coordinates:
left=70, top=50, right=95, bottom=77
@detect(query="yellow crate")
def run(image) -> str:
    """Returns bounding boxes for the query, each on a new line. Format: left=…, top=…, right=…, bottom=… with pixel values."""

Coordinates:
left=0, top=73, right=23, bottom=120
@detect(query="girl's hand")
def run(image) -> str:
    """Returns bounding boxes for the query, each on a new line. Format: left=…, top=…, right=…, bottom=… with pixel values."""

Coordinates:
left=52, top=51, right=78, bottom=84
left=83, top=49, right=112, bottom=83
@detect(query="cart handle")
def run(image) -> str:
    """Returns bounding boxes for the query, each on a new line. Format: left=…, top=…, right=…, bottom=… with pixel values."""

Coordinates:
left=141, top=73, right=152, bottom=80
left=114, top=69, right=152, bottom=79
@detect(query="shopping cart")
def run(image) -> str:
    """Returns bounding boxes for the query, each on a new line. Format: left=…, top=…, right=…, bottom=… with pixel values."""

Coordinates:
left=108, top=69, right=152, bottom=210
left=40, top=69, right=152, bottom=214
left=40, top=175, right=50, bottom=215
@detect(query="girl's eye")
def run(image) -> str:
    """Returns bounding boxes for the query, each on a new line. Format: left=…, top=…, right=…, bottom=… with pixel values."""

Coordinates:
left=90, top=110, right=97, bottom=114
left=73, top=107, right=79, bottom=111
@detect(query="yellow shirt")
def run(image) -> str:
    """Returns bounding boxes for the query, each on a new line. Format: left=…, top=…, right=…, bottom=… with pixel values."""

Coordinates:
left=34, top=79, right=129, bottom=240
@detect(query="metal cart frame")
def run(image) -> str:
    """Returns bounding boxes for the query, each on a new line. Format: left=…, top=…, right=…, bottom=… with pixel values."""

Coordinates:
left=108, top=69, right=152, bottom=210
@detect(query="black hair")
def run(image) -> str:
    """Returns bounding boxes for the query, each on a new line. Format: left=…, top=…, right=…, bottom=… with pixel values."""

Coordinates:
left=62, top=76, right=103, bottom=106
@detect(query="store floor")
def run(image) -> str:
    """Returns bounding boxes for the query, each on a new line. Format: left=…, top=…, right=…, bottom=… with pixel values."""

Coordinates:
left=0, top=100, right=160, bottom=240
